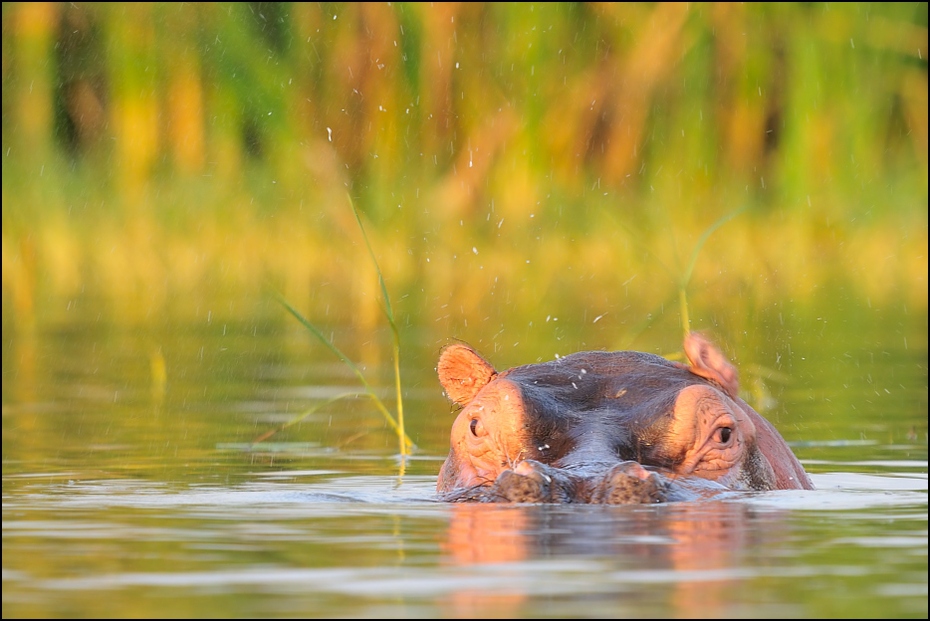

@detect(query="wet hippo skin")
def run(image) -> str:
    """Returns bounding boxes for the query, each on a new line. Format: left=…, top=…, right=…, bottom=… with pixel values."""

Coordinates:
left=436, top=332, right=813, bottom=503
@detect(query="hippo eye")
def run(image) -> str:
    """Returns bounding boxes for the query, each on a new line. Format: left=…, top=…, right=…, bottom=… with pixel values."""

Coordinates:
left=716, top=427, right=733, bottom=444
left=469, top=418, right=480, bottom=437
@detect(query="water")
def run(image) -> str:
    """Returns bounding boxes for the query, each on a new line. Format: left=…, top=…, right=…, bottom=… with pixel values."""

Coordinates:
left=3, top=297, right=927, bottom=618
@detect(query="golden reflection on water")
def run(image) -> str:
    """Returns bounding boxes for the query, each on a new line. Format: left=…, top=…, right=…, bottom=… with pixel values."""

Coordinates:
left=440, top=500, right=795, bottom=619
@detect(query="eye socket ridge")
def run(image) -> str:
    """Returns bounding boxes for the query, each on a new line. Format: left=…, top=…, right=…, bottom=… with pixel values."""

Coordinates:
left=705, top=409, right=737, bottom=446
left=693, top=395, right=738, bottom=448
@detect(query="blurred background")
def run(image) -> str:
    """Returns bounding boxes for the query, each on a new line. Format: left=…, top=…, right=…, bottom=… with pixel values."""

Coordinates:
left=3, top=2, right=926, bottom=326
left=2, top=2, right=927, bottom=448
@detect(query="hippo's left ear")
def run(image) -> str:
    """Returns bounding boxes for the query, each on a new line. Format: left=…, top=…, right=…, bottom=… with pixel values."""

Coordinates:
left=681, top=332, right=740, bottom=399
left=437, top=343, right=498, bottom=406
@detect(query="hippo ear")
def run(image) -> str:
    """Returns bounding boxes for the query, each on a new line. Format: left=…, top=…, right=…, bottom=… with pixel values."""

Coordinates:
left=437, top=343, right=498, bottom=406
left=682, top=332, right=740, bottom=399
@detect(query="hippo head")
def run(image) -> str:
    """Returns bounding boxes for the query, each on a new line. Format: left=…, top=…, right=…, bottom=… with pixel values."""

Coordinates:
left=436, top=333, right=812, bottom=503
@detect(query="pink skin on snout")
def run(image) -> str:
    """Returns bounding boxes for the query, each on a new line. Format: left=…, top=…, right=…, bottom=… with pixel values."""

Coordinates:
left=437, top=378, right=530, bottom=492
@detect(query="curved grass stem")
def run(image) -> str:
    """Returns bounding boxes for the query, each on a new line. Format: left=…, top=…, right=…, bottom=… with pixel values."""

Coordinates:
left=676, top=204, right=748, bottom=342
left=267, top=193, right=413, bottom=458
left=348, top=194, right=409, bottom=458
left=275, top=293, right=414, bottom=453
left=250, top=392, right=366, bottom=446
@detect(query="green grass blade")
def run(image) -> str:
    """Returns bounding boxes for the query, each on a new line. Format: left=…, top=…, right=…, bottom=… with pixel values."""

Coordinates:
left=275, top=292, right=371, bottom=386
left=273, top=290, right=414, bottom=452
left=677, top=204, right=749, bottom=341
left=251, top=392, right=365, bottom=445
left=350, top=194, right=395, bottom=324
left=680, top=204, right=749, bottom=288
left=347, top=194, right=408, bottom=457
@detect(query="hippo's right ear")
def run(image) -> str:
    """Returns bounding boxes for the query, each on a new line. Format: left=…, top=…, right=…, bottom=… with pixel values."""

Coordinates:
left=437, top=343, right=498, bottom=406
left=681, top=332, right=740, bottom=399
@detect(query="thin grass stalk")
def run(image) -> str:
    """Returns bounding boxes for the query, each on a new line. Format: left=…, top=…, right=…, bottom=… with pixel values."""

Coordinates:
left=680, top=205, right=749, bottom=288
left=251, top=392, right=365, bottom=445
left=275, top=293, right=414, bottom=452
left=677, top=205, right=749, bottom=341
left=348, top=194, right=408, bottom=458
left=678, top=288, right=691, bottom=342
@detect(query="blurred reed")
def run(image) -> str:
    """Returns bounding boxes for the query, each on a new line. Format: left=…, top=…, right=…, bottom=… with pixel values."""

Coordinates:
left=1, top=2, right=926, bottom=342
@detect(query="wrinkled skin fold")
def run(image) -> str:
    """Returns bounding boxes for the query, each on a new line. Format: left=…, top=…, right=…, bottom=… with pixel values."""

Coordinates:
left=436, top=332, right=813, bottom=504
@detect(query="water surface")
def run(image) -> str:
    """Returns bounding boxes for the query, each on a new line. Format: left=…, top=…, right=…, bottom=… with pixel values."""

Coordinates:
left=3, top=298, right=927, bottom=618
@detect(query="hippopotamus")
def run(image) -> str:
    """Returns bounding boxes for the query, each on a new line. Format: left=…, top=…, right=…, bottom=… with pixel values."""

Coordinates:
left=436, top=332, right=813, bottom=503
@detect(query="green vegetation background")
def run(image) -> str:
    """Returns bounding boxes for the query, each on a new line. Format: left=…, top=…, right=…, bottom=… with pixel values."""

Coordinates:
left=2, top=2, right=927, bottom=350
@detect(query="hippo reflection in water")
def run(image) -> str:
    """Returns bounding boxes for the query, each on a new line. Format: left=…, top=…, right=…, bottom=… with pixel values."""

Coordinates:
left=436, top=332, right=813, bottom=503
